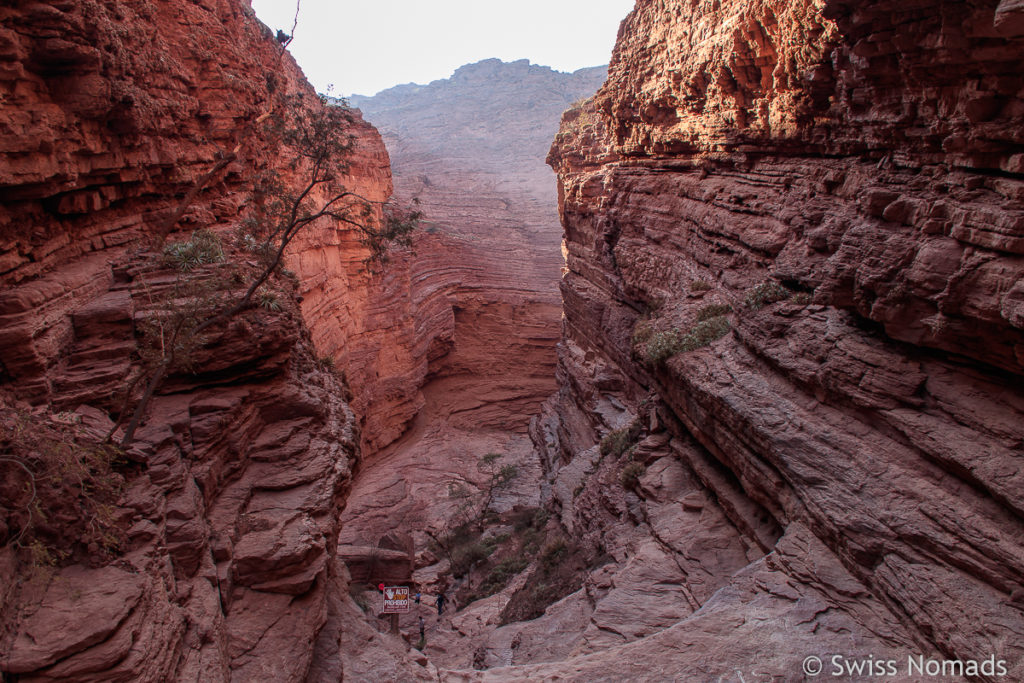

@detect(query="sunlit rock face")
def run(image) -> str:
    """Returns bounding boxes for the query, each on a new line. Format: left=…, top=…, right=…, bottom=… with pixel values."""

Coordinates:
left=469, top=0, right=1024, bottom=678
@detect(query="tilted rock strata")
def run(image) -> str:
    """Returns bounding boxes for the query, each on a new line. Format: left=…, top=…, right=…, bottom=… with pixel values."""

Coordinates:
left=0, top=0, right=429, bottom=679
left=0, top=262, right=360, bottom=681
left=527, top=0, right=1024, bottom=678
left=0, top=0, right=450, bottom=459
left=337, top=61, right=606, bottom=593
left=351, top=59, right=608, bottom=436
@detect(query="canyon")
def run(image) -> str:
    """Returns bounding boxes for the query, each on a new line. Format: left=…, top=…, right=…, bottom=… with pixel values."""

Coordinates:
left=1, top=0, right=1023, bottom=681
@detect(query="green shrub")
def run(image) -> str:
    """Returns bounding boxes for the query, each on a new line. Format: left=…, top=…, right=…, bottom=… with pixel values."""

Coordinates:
left=631, top=319, right=655, bottom=348
left=642, top=315, right=732, bottom=365
left=744, top=281, right=790, bottom=310
left=532, top=508, right=549, bottom=529
left=695, top=303, right=732, bottom=322
left=1, top=409, right=127, bottom=569
left=620, top=462, right=646, bottom=489
left=452, top=541, right=490, bottom=576
left=162, top=229, right=224, bottom=271
left=540, top=539, right=568, bottom=571
left=474, top=557, right=529, bottom=600
left=644, top=329, right=683, bottom=364
left=600, top=423, right=640, bottom=458
left=257, top=287, right=281, bottom=311
left=677, top=316, right=731, bottom=352
left=689, top=279, right=712, bottom=292
left=790, top=292, right=813, bottom=305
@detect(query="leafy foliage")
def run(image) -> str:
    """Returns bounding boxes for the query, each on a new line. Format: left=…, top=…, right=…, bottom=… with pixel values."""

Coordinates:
left=689, top=279, right=712, bottom=292
left=620, top=462, right=646, bottom=489
left=639, top=315, right=732, bottom=365
left=600, top=423, right=640, bottom=458
left=696, top=303, right=732, bottom=321
left=0, top=409, right=127, bottom=569
left=744, top=280, right=791, bottom=310
left=118, top=90, right=420, bottom=446
left=161, top=229, right=225, bottom=271
left=471, top=557, right=529, bottom=602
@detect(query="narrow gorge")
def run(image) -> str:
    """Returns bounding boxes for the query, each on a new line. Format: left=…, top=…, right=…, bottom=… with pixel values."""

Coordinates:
left=1, top=0, right=1022, bottom=681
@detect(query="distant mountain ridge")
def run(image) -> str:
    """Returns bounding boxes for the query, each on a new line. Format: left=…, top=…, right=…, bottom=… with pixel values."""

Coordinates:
left=351, top=59, right=607, bottom=211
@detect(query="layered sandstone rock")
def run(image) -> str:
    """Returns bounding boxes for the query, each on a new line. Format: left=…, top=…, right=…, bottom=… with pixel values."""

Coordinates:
left=338, top=61, right=607, bottom=581
left=0, top=0, right=430, bottom=679
left=491, top=0, right=1024, bottom=679
left=351, top=59, right=607, bottom=436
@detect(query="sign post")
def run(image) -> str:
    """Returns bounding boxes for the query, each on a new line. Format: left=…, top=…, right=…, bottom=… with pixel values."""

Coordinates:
left=382, top=586, right=410, bottom=635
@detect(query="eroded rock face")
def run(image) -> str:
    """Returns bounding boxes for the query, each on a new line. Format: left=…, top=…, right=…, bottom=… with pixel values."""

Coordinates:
left=0, top=0, right=421, bottom=679
left=513, top=0, right=1024, bottom=678
left=338, top=61, right=606, bottom=568
left=351, top=59, right=608, bottom=437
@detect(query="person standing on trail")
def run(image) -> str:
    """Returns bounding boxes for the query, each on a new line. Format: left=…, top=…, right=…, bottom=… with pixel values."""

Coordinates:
left=436, top=592, right=446, bottom=615
left=419, top=616, right=426, bottom=642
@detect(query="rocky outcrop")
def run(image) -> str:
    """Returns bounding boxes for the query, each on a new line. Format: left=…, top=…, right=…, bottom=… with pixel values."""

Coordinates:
left=509, top=0, right=1024, bottom=678
left=0, top=0, right=426, bottom=679
left=0, top=256, right=360, bottom=681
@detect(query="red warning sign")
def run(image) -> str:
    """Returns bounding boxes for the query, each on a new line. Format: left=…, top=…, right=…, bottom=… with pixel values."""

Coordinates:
left=382, top=586, right=411, bottom=614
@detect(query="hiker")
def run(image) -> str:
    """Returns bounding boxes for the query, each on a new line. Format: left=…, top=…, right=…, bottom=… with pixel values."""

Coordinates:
left=414, top=591, right=421, bottom=604
left=436, top=592, right=446, bottom=615
left=418, top=616, right=425, bottom=641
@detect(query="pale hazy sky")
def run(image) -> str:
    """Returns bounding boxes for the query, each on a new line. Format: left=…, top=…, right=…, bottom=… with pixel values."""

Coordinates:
left=250, top=0, right=635, bottom=97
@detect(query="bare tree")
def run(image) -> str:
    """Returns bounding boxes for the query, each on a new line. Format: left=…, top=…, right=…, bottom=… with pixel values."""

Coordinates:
left=117, top=93, right=420, bottom=447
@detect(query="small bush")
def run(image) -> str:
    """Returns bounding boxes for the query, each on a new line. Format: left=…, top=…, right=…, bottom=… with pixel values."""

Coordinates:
left=1, top=410, right=127, bottom=568
left=532, top=508, right=549, bottom=529
left=790, top=292, right=813, bottom=306
left=256, top=287, right=282, bottom=311
left=690, top=279, right=712, bottom=292
left=642, top=315, right=733, bottom=365
left=452, top=541, right=490, bottom=576
left=481, top=533, right=510, bottom=555
left=510, top=506, right=539, bottom=532
left=540, top=539, right=567, bottom=571
left=695, top=303, right=732, bottom=322
left=473, top=557, right=529, bottom=601
left=162, top=229, right=225, bottom=271
left=677, top=316, right=731, bottom=352
left=744, top=281, right=790, bottom=310
left=631, top=319, right=655, bottom=348
left=600, top=423, right=640, bottom=458
left=620, top=462, right=646, bottom=489
left=644, top=329, right=683, bottom=364
left=521, top=527, right=543, bottom=556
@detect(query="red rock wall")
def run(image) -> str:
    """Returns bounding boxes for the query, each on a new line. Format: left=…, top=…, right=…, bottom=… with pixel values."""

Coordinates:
left=0, top=0, right=436, bottom=679
left=540, top=0, right=1024, bottom=677
left=351, top=60, right=608, bottom=435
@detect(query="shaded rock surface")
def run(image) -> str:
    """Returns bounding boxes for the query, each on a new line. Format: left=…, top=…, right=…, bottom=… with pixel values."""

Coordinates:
left=0, top=0, right=418, bottom=680
left=488, top=0, right=1024, bottom=679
